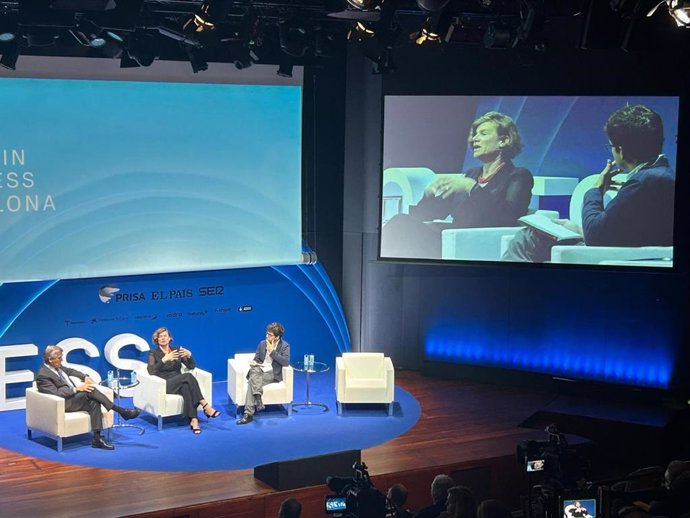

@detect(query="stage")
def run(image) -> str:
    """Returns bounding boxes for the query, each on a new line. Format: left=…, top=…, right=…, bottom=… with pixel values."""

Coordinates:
left=0, top=371, right=684, bottom=518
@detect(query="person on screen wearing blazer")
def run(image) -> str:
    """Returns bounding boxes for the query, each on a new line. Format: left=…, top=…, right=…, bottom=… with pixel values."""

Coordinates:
left=147, top=327, right=220, bottom=434
left=503, top=104, right=675, bottom=262
left=36, top=345, right=140, bottom=450
left=381, top=111, right=534, bottom=259
left=237, top=322, right=290, bottom=425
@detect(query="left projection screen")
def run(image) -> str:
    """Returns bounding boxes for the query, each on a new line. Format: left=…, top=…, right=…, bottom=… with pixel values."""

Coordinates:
left=0, top=62, right=303, bottom=282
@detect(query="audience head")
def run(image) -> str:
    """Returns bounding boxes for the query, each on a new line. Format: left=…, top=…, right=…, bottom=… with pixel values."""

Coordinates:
left=278, top=497, right=301, bottom=518
left=445, top=486, right=477, bottom=518
left=617, top=505, right=653, bottom=518
left=152, top=327, right=173, bottom=345
left=605, top=104, right=664, bottom=165
left=664, top=459, right=690, bottom=490
left=477, top=499, right=511, bottom=518
left=266, top=322, right=285, bottom=339
left=387, top=483, right=409, bottom=509
left=431, top=474, right=455, bottom=504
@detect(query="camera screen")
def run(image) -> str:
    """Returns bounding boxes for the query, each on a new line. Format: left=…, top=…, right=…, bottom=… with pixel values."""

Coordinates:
left=325, top=496, right=347, bottom=513
left=562, top=498, right=596, bottom=518
left=527, top=459, right=545, bottom=472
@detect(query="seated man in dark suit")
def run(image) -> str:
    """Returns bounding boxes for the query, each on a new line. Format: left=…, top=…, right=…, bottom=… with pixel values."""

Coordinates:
left=35, top=345, right=140, bottom=450
left=236, top=322, right=291, bottom=425
left=503, top=104, right=675, bottom=262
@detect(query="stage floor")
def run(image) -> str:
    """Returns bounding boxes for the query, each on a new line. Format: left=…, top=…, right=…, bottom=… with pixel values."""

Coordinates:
left=0, top=371, right=684, bottom=518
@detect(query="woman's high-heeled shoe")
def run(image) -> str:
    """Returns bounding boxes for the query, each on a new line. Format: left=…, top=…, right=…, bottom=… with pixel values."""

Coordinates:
left=190, top=424, right=201, bottom=434
left=202, top=402, right=221, bottom=418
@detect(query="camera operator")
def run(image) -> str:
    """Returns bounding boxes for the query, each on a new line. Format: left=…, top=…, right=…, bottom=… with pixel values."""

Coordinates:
left=326, top=462, right=388, bottom=518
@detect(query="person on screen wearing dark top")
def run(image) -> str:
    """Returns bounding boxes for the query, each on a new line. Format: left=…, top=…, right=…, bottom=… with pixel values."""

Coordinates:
left=236, top=322, right=290, bottom=425
left=147, top=327, right=219, bottom=434
left=567, top=501, right=589, bottom=517
left=381, top=111, right=534, bottom=259
left=503, top=104, right=675, bottom=263
left=36, top=345, right=140, bottom=450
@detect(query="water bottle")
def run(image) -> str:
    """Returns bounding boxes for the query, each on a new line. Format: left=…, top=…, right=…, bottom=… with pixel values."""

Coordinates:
left=130, top=370, right=137, bottom=385
left=107, top=370, right=114, bottom=387
left=308, top=354, right=315, bottom=370
left=303, top=354, right=309, bottom=370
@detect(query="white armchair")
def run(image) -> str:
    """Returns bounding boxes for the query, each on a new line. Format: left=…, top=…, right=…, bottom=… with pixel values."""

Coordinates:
left=26, top=382, right=114, bottom=452
left=227, top=353, right=293, bottom=416
left=335, top=352, right=394, bottom=416
left=133, top=365, right=212, bottom=430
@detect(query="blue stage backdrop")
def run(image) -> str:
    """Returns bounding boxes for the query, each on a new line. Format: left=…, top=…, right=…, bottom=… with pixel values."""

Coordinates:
left=0, top=261, right=350, bottom=404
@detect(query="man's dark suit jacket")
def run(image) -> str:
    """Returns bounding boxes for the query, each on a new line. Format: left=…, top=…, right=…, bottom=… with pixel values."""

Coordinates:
left=35, top=364, right=86, bottom=399
left=252, top=338, right=290, bottom=382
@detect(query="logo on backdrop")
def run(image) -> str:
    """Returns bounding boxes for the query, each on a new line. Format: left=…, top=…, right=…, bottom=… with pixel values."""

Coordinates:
left=0, top=149, right=56, bottom=214
left=98, top=284, right=226, bottom=303
left=99, top=285, right=120, bottom=303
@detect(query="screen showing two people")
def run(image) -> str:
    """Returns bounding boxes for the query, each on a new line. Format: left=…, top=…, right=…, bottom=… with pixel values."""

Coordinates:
left=380, top=96, right=678, bottom=268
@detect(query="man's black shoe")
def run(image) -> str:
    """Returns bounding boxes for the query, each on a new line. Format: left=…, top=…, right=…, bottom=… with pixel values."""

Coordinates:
left=236, top=413, right=253, bottom=425
left=119, top=408, right=141, bottom=421
left=92, top=435, right=115, bottom=450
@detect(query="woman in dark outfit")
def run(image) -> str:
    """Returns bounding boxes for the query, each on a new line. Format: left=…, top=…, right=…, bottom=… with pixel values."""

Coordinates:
left=147, top=326, right=220, bottom=434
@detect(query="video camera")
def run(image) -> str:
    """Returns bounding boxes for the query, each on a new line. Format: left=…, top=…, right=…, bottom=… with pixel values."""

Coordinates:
left=325, top=462, right=388, bottom=518
left=516, top=424, right=590, bottom=518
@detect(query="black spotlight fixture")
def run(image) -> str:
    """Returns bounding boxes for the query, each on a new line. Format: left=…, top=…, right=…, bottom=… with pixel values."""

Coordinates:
left=0, top=39, right=21, bottom=70
left=483, top=21, right=516, bottom=49
left=277, top=57, right=294, bottom=78
left=417, top=0, right=451, bottom=13
left=0, top=15, right=19, bottom=43
left=186, top=45, right=208, bottom=73
left=121, top=31, right=157, bottom=68
left=647, top=0, right=690, bottom=27
left=279, top=20, right=311, bottom=57
left=412, top=15, right=444, bottom=45
left=69, top=18, right=107, bottom=48
left=347, top=0, right=383, bottom=10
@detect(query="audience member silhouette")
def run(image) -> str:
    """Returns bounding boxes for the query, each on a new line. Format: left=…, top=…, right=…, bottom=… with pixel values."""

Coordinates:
left=440, top=485, right=477, bottom=518
left=386, top=483, right=414, bottom=518
left=476, top=499, right=512, bottom=518
left=416, top=474, right=456, bottom=518
left=278, top=497, right=301, bottom=518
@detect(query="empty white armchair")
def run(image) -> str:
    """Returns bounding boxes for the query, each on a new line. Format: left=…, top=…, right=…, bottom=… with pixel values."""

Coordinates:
left=26, top=382, right=114, bottom=452
left=335, top=352, right=394, bottom=416
left=227, top=353, right=294, bottom=416
left=133, top=365, right=212, bottom=430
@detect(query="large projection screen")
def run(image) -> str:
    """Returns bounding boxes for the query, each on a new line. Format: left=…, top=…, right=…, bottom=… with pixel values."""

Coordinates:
left=380, top=95, right=678, bottom=268
left=0, top=58, right=303, bottom=282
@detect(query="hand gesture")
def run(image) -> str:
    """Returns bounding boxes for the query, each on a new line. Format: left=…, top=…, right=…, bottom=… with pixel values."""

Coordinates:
left=266, top=339, right=276, bottom=354
left=178, top=347, right=192, bottom=359
left=593, top=159, right=623, bottom=191
left=76, top=382, right=94, bottom=392
left=162, top=349, right=179, bottom=363
left=553, top=218, right=583, bottom=236
left=424, top=175, right=477, bottom=200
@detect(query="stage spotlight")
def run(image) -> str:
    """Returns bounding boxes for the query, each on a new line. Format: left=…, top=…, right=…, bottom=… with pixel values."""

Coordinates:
left=279, top=21, right=311, bottom=57
left=0, top=40, right=20, bottom=70
left=0, top=16, right=19, bottom=43
left=69, top=18, right=107, bottom=48
left=411, top=13, right=444, bottom=46
left=121, top=31, right=156, bottom=68
left=347, top=0, right=383, bottom=10
left=483, top=21, right=516, bottom=49
left=647, top=0, right=690, bottom=27
left=186, top=46, right=208, bottom=73
left=277, top=59, right=293, bottom=78
left=417, top=0, right=451, bottom=13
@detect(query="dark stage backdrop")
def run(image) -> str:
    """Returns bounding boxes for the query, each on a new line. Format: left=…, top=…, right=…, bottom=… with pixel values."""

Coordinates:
left=341, top=44, right=690, bottom=397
